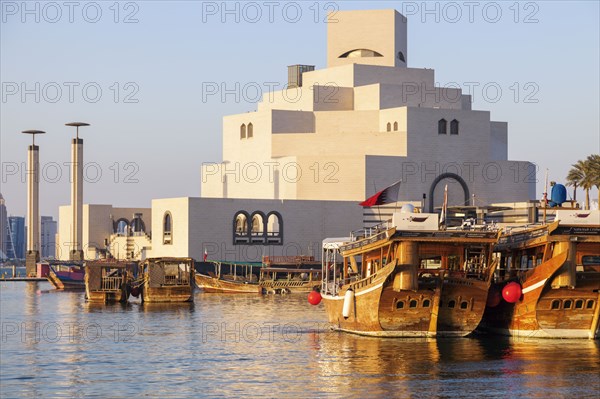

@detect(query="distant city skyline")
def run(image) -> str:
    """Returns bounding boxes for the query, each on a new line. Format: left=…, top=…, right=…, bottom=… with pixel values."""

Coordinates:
left=1, top=1, right=598, bottom=218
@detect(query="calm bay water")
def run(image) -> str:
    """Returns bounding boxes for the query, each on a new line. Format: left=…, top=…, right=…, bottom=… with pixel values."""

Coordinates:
left=1, top=281, right=599, bottom=398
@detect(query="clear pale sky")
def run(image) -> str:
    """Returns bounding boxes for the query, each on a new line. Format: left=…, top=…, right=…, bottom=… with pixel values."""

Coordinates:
left=1, top=1, right=598, bottom=219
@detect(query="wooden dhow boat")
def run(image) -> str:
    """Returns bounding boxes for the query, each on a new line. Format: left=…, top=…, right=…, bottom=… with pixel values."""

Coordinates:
left=47, top=262, right=85, bottom=290
left=139, top=257, right=195, bottom=302
left=85, top=260, right=136, bottom=303
left=481, top=209, right=600, bottom=339
left=195, top=261, right=262, bottom=293
left=321, top=210, right=500, bottom=337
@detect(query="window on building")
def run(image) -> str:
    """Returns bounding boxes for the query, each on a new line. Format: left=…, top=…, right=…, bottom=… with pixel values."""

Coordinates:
left=240, top=124, right=246, bottom=139
left=398, top=51, right=406, bottom=63
left=450, top=119, right=459, bottom=135
left=386, top=122, right=391, bottom=132
left=266, top=212, right=283, bottom=245
left=163, top=212, right=172, bottom=245
left=393, top=121, right=398, bottom=131
left=115, top=219, right=129, bottom=236
left=438, top=119, right=447, bottom=135
left=339, top=49, right=383, bottom=58
left=247, top=123, right=253, bottom=138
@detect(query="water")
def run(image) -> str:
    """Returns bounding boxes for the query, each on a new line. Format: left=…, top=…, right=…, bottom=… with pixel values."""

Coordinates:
left=1, top=282, right=599, bottom=398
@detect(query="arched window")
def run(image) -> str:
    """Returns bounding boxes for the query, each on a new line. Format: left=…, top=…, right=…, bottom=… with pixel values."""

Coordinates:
left=393, top=121, right=398, bottom=131
left=130, top=213, right=145, bottom=235
left=339, top=49, right=383, bottom=58
left=551, top=300, right=561, bottom=310
left=386, top=122, right=391, bottom=132
left=575, top=300, right=584, bottom=309
left=396, top=301, right=405, bottom=309
left=409, top=299, right=418, bottom=308
left=115, top=219, right=129, bottom=236
left=163, top=212, right=172, bottom=244
left=240, top=124, right=246, bottom=139
left=460, top=301, right=469, bottom=309
left=448, top=300, right=456, bottom=308
left=233, top=211, right=250, bottom=244
left=423, top=299, right=431, bottom=308
left=251, top=214, right=264, bottom=235
left=450, top=119, right=459, bottom=135
left=247, top=123, right=253, bottom=138
left=438, top=119, right=447, bottom=135
left=266, top=212, right=283, bottom=244
left=563, top=300, right=572, bottom=309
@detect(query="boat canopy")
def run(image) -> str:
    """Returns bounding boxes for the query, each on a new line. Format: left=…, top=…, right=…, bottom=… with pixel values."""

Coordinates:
left=322, top=237, right=352, bottom=250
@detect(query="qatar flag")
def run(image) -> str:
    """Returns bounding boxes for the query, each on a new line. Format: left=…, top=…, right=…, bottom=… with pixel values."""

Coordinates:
left=359, top=181, right=401, bottom=207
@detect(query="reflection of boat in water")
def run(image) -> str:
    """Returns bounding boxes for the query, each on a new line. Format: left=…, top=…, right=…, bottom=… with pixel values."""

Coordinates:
left=195, top=256, right=322, bottom=294
left=139, top=257, right=195, bottom=302
left=481, top=209, right=600, bottom=339
left=321, top=209, right=500, bottom=337
left=259, top=267, right=321, bottom=294
left=85, top=260, right=136, bottom=303
left=47, top=262, right=85, bottom=290
left=195, top=261, right=262, bottom=293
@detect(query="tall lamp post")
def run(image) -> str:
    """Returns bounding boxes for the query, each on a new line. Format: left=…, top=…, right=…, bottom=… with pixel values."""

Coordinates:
left=22, top=130, right=45, bottom=276
left=66, top=122, right=90, bottom=261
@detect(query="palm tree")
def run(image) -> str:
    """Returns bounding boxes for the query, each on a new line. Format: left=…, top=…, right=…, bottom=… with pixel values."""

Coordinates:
left=566, top=157, right=595, bottom=210
left=587, top=154, right=600, bottom=190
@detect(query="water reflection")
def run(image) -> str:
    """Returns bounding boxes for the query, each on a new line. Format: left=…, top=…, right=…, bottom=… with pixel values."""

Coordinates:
left=1, top=282, right=599, bottom=398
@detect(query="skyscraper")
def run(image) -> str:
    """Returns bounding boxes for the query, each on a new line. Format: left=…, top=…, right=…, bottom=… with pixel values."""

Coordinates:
left=0, top=193, right=7, bottom=258
left=41, top=216, right=57, bottom=259
left=8, top=216, right=25, bottom=259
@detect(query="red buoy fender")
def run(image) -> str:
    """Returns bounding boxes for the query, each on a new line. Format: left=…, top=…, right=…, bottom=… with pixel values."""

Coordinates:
left=502, top=282, right=522, bottom=303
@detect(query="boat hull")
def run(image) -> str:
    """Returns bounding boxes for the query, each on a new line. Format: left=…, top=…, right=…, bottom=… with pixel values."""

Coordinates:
left=47, top=270, right=85, bottom=290
left=142, top=285, right=193, bottom=302
left=195, top=273, right=259, bottom=294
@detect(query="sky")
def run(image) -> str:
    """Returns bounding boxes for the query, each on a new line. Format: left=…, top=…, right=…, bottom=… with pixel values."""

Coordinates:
left=1, top=0, right=599, bottom=219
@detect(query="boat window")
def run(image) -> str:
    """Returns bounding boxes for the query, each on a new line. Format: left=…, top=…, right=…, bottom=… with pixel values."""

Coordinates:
left=575, top=300, right=584, bottom=309
left=551, top=300, right=561, bottom=310
left=240, top=124, right=246, bottom=139
left=420, top=256, right=441, bottom=269
left=423, top=299, right=431, bottom=308
left=460, top=301, right=469, bottom=309
left=586, top=300, right=595, bottom=309
left=582, top=256, right=600, bottom=265
left=409, top=299, right=418, bottom=308
left=448, top=300, right=456, bottom=308
left=396, top=301, right=405, bottom=309
left=563, top=300, right=572, bottom=309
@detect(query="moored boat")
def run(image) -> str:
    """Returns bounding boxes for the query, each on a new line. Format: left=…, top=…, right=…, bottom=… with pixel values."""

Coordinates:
left=259, top=267, right=321, bottom=294
left=320, top=209, right=500, bottom=337
left=47, top=262, right=85, bottom=290
left=85, top=260, right=136, bottom=303
left=481, top=209, right=600, bottom=339
left=195, top=261, right=261, bottom=293
left=140, top=257, right=195, bottom=302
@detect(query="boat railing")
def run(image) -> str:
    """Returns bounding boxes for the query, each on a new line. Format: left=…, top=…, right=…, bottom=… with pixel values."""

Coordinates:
left=350, top=219, right=392, bottom=242
left=100, top=276, right=122, bottom=291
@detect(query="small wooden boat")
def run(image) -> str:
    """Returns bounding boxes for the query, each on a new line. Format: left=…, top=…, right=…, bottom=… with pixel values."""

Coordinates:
left=140, top=257, right=195, bottom=302
left=47, top=263, right=85, bottom=290
left=85, top=260, right=136, bottom=303
left=195, top=261, right=261, bottom=293
left=320, top=210, right=500, bottom=337
left=259, top=267, right=321, bottom=294
left=480, top=209, right=600, bottom=339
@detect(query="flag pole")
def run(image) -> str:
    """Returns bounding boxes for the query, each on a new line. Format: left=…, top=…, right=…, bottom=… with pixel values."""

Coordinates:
left=373, top=181, right=382, bottom=225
